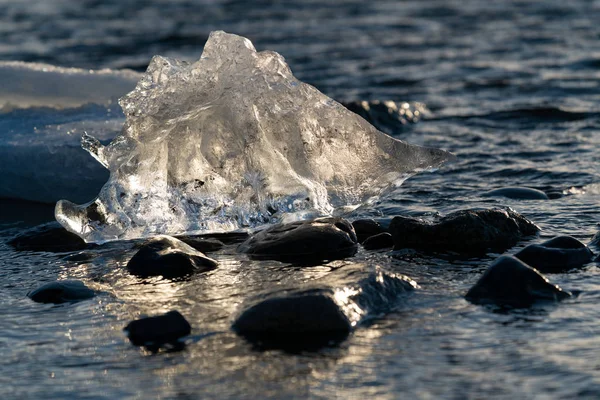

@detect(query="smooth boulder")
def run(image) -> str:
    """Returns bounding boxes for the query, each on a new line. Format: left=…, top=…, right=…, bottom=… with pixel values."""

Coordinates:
left=389, top=208, right=539, bottom=254
left=124, top=310, right=191, bottom=350
left=515, top=236, right=593, bottom=273
left=238, top=217, right=358, bottom=263
left=8, top=222, right=87, bottom=252
left=483, top=187, right=549, bottom=200
left=466, top=256, right=571, bottom=307
left=176, top=236, right=225, bottom=253
left=233, top=291, right=352, bottom=351
left=232, top=264, right=416, bottom=351
left=127, top=235, right=218, bottom=279
left=28, top=280, right=95, bottom=304
left=363, top=232, right=394, bottom=250
left=352, top=219, right=387, bottom=243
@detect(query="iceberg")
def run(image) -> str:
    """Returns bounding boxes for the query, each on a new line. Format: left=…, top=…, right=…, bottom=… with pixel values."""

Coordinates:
left=56, top=31, right=453, bottom=243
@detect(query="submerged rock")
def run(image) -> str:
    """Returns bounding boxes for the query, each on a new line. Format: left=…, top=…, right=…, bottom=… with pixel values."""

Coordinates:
left=175, top=236, right=225, bottom=253
left=8, top=221, right=87, bottom=252
left=127, top=235, right=218, bottom=279
left=28, top=280, right=95, bottom=304
left=124, top=310, right=191, bottom=350
left=55, top=31, right=453, bottom=243
left=237, top=217, right=358, bottom=263
left=483, top=187, right=549, bottom=200
left=342, top=100, right=426, bottom=135
left=514, top=236, right=593, bottom=273
left=389, top=208, right=539, bottom=254
left=352, top=218, right=387, bottom=243
left=465, top=256, right=571, bottom=307
left=232, top=264, right=417, bottom=351
left=363, top=232, right=394, bottom=250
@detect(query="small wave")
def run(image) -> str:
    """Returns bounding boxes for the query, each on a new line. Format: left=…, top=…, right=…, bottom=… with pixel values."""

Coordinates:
left=433, top=106, right=595, bottom=124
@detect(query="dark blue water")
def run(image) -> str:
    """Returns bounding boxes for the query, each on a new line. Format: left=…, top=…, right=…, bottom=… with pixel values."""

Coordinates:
left=2, top=0, right=600, bottom=398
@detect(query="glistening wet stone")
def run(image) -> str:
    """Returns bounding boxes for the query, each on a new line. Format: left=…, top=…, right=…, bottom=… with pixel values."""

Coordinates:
left=232, top=264, right=417, bottom=351
left=363, top=232, right=394, bottom=250
left=8, top=222, right=87, bottom=252
left=124, top=310, right=191, bottom=350
left=352, top=219, right=387, bottom=243
left=465, top=256, right=571, bottom=308
left=175, top=236, right=225, bottom=253
left=28, top=280, right=95, bottom=304
left=389, top=208, right=539, bottom=254
left=127, top=235, right=218, bottom=279
left=237, top=217, right=358, bottom=264
left=482, top=187, right=549, bottom=200
left=514, top=236, right=593, bottom=273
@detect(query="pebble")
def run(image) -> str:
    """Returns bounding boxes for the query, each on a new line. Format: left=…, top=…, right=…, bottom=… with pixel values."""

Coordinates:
left=124, top=310, right=191, bottom=349
left=514, top=236, right=593, bottom=273
left=127, top=235, right=218, bottom=279
left=237, top=217, right=358, bottom=264
left=28, top=280, right=95, bottom=304
left=465, top=255, right=571, bottom=307
left=8, top=222, right=87, bottom=252
left=389, top=207, right=539, bottom=254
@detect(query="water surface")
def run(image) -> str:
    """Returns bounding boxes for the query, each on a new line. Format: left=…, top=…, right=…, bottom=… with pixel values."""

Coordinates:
left=2, top=0, right=600, bottom=398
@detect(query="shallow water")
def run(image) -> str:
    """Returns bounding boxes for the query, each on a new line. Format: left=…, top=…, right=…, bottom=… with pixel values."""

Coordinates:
left=2, top=0, right=600, bottom=398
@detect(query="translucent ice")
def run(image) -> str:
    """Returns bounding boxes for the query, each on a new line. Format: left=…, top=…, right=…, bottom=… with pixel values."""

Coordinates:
left=56, top=31, right=454, bottom=243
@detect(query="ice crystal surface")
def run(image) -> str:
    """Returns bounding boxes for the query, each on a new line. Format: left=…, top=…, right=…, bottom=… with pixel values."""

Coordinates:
left=56, top=31, right=453, bottom=243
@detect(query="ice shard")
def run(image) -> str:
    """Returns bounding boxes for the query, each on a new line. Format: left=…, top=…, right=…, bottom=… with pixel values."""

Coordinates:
left=56, top=31, right=454, bottom=243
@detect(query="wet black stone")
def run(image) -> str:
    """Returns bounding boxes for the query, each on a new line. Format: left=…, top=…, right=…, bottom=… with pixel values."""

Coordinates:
left=232, top=290, right=351, bottom=351
left=8, top=222, right=87, bottom=252
left=127, top=235, right=218, bottom=279
left=389, top=208, right=539, bottom=254
left=124, top=310, right=191, bottom=348
left=175, top=236, right=225, bottom=253
left=342, top=100, right=421, bottom=135
left=28, top=280, right=95, bottom=304
left=465, top=256, right=571, bottom=308
left=232, top=264, right=416, bottom=351
left=62, top=251, right=97, bottom=263
left=363, top=232, right=394, bottom=250
left=201, top=231, right=250, bottom=245
left=238, top=217, right=358, bottom=263
left=483, top=187, right=549, bottom=200
left=515, top=236, right=593, bottom=273
left=352, top=219, right=386, bottom=243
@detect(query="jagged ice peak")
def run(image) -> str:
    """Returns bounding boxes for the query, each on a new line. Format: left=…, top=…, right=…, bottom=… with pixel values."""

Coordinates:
left=55, top=31, right=454, bottom=243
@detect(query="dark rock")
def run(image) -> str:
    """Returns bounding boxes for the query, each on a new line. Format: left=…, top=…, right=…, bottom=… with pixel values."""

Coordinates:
left=124, top=310, right=191, bottom=349
left=8, top=221, right=87, bottom=252
left=232, top=264, right=416, bottom=351
left=352, top=219, right=386, bottom=243
left=465, top=256, right=571, bottom=307
left=200, top=231, right=250, bottom=245
left=515, top=236, right=593, bottom=273
left=62, top=251, right=97, bottom=263
left=28, top=280, right=95, bottom=304
left=363, top=232, right=394, bottom=250
left=483, top=187, right=549, bottom=200
left=238, top=217, right=358, bottom=263
left=342, top=100, right=423, bottom=135
left=127, top=235, right=218, bottom=279
left=389, top=208, right=539, bottom=254
left=233, top=291, right=352, bottom=351
left=175, top=236, right=225, bottom=253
